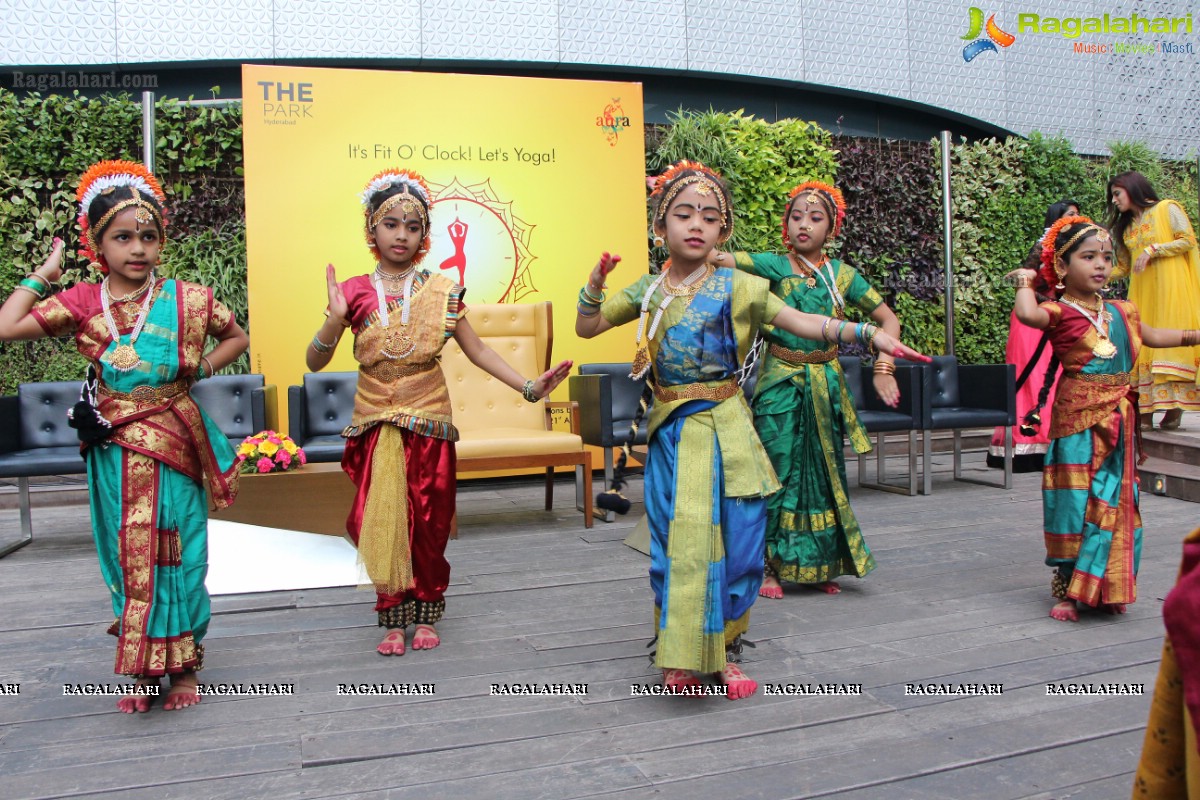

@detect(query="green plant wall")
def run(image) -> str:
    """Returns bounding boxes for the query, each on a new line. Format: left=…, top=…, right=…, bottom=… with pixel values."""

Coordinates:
left=3, top=90, right=1197, bottom=393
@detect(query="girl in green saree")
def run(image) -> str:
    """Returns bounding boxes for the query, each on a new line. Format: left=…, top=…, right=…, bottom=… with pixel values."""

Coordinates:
left=711, top=182, right=904, bottom=598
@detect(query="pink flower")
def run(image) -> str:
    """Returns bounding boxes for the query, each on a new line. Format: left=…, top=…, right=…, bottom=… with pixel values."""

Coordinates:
left=276, top=450, right=292, bottom=468
left=256, top=456, right=274, bottom=474
left=297, top=449, right=307, bottom=465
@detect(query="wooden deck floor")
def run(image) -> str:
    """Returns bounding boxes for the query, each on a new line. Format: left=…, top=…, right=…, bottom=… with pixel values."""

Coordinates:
left=0, top=452, right=1196, bottom=800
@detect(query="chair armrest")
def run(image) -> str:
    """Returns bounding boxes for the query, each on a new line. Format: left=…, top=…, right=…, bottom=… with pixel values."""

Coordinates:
left=544, top=401, right=581, bottom=435
left=0, top=396, right=18, bottom=455
left=252, top=384, right=279, bottom=435
left=959, top=364, right=1016, bottom=422
left=568, top=374, right=612, bottom=446
left=287, top=385, right=305, bottom=444
left=894, top=359, right=932, bottom=428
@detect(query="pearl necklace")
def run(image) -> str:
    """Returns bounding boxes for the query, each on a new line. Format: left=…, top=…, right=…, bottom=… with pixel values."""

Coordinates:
left=1060, top=293, right=1117, bottom=359
left=792, top=253, right=843, bottom=313
left=100, top=273, right=157, bottom=373
left=373, top=266, right=418, bottom=360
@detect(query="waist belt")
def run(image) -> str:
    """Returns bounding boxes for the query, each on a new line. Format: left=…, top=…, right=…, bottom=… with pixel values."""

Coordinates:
left=361, top=359, right=438, bottom=383
left=1066, top=371, right=1131, bottom=386
left=768, top=342, right=838, bottom=365
left=654, top=380, right=739, bottom=404
left=99, top=377, right=191, bottom=404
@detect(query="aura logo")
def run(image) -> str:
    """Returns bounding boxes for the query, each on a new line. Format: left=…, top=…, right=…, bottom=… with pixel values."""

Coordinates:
left=596, top=98, right=631, bottom=147
left=961, top=7, right=1016, bottom=62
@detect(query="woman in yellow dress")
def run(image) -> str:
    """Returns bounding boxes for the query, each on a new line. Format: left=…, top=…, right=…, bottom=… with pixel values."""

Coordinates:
left=1108, top=171, right=1200, bottom=430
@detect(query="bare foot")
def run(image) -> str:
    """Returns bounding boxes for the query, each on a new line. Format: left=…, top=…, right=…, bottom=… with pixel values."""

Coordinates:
left=719, top=663, right=758, bottom=700
left=759, top=574, right=783, bottom=599
left=1139, top=413, right=1153, bottom=431
left=163, top=671, right=200, bottom=711
left=1050, top=600, right=1079, bottom=622
left=662, top=668, right=702, bottom=693
left=1103, top=603, right=1128, bottom=615
left=811, top=581, right=841, bottom=595
left=116, top=677, right=160, bottom=714
left=411, top=624, right=440, bottom=650
left=1161, top=409, right=1182, bottom=431
left=377, top=629, right=406, bottom=656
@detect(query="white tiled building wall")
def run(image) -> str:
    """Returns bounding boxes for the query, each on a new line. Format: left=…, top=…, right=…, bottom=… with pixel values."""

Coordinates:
left=4, top=0, right=1198, bottom=156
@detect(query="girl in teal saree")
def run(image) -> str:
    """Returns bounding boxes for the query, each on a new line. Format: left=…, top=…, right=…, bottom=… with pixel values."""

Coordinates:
left=0, top=161, right=248, bottom=712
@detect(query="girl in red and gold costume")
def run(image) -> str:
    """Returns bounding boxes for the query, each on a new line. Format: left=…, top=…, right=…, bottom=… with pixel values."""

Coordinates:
left=308, top=169, right=570, bottom=656
left=0, top=161, right=249, bottom=712
left=1008, top=216, right=1200, bottom=623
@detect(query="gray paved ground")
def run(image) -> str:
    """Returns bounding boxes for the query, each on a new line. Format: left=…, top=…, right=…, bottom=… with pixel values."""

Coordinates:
left=0, top=450, right=1196, bottom=800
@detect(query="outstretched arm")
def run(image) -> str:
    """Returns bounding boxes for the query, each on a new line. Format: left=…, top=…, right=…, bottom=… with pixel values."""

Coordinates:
left=0, top=238, right=64, bottom=341
left=1142, top=324, right=1200, bottom=349
left=453, top=317, right=572, bottom=399
left=769, top=305, right=929, bottom=362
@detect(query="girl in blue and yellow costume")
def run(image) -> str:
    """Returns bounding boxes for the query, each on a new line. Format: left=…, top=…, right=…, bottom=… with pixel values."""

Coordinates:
left=1009, top=215, right=1200, bottom=622
left=576, top=162, right=927, bottom=697
left=0, top=161, right=249, bottom=712
left=711, top=181, right=904, bottom=598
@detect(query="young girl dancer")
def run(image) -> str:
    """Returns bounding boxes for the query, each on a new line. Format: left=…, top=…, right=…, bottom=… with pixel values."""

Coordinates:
left=0, top=161, right=248, bottom=712
left=308, top=169, right=570, bottom=657
left=989, top=199, right=1078, bottom=472
left=1008, top=216, right=1200, bottom=621
left=577, top=161, right=927, bottom=697
left=710, top=181, right=903, bottom=598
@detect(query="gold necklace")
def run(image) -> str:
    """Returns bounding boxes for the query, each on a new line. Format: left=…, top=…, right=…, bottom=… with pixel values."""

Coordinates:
left=1060, top=292, right=1102, bottom=313
left=662, top=264, right=713, bottom=297
left=107, top=274, right=154, bottom=304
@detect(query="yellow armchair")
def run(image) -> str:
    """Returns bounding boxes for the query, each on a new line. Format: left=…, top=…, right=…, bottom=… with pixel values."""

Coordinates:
left=441, top=302, right=593, bottom=528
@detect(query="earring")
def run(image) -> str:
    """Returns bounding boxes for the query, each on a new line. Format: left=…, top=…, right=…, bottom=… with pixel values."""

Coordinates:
left=651, top=234, right=665, bottom=248
left=1055, top=272, right=1065, bottom=290
left=1101, top=283, right=1112, bottom=294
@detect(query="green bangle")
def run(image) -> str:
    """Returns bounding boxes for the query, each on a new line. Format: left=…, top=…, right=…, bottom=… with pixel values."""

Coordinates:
left=18, top=277, right=48, bottom=299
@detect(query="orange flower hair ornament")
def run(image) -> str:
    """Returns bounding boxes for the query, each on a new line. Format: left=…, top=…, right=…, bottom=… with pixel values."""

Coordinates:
left=650, top=160, right=731, bottom=234
left=360, top=168, right=432, bottom=264
left=1038, top=214, right=1109, bottom=294
left=784, top=181, right=845, bottom=246
left=75, top=160, right=168, bottom=271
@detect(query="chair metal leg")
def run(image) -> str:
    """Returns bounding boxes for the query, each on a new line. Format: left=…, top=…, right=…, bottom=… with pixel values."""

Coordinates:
left=922, top=430, right=933, bottom=495
left=907, top=430, right=918, bottom=496
left=951, top=426, right=1016, bottom=490
left=952, top=430, right=962, bottom=479
left=856, top=431, right=918, bottom=496
left=545, top=467, right=554, bottom=510
left=0, top=477, right=34, bottom=559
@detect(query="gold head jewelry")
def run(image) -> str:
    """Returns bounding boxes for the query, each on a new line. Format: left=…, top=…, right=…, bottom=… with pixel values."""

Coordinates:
left=86, top=197, right=164, bottom=257
left=654, top=174, right=729, bottom=228
left=369, top=187, right=429, bottom=233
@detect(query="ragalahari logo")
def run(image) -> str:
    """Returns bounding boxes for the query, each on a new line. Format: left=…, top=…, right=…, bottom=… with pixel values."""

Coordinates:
left=961, top=7, right=1015, bottom=61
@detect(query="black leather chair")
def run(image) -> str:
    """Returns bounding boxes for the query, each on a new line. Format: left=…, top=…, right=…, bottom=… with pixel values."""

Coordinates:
left=840, top=356, right=922, bottom=496
left=287, top=372, right=358, bottom=463
left=0, top=382, right=87, bottom=557
left=569, top=363, right=650, bottom=521
left=917, top=355, right=1016, bottom=494
left=189, top=374, right=277, bottom=451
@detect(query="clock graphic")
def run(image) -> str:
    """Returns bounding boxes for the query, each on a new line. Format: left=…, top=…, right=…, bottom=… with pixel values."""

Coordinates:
left=426, top=177, right=537, bottom=303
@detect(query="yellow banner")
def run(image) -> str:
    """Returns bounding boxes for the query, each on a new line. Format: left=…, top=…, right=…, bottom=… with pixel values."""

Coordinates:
left=242, top=65, right=647, bottom=424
